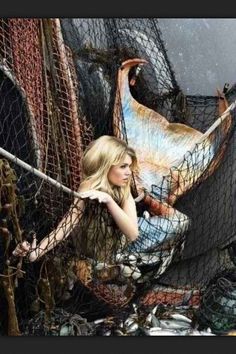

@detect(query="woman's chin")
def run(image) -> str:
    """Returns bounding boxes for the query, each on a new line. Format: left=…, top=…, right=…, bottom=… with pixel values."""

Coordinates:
left=111, top=180, right=128, bottom=187
left=121, top=180, right=129, bottom=185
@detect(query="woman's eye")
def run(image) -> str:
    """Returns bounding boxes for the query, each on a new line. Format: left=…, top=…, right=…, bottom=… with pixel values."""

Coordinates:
left=120, top=164, right=131, bottom=169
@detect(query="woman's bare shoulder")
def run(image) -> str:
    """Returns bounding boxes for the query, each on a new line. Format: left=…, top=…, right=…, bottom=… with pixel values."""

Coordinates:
left=78, top=180, right=93, bottom=192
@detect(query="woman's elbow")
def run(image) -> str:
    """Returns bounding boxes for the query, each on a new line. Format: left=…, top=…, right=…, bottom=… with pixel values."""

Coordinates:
left=128, top=228, right=139, bottom=242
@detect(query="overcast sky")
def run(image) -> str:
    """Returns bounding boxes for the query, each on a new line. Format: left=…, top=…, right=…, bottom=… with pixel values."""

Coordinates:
left=158, top=19, right=236, bottom=96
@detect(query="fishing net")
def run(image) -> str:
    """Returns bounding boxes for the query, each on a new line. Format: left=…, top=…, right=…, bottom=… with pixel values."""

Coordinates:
left=0, top=18, right=236, bottom=336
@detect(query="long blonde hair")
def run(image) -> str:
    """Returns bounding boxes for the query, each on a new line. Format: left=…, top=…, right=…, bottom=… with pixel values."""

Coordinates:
left=81, top=135, right=137, bottom=205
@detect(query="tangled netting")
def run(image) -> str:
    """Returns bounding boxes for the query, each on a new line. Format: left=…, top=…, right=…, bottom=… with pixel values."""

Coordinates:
left=0, top=18, right=236, bottom=336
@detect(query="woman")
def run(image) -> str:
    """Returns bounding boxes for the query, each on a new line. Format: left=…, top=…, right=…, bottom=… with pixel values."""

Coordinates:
left=13, top=135, right=139, bottom=264
left=13, top=134, right=190, bottom=273
left=12, top=134, right=191, bottom=312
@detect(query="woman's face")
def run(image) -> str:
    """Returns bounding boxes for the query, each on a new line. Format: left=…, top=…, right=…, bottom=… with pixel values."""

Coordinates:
left=108, top=154, right=132, bottom=187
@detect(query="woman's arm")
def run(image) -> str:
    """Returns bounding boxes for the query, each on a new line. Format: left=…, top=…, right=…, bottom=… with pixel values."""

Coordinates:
left=79, top=190, right=139, bottom=242
left=28, top=197, right=84, bottom=261
left=12, top=197, right=84, bottom=262
left=108, top=192, right=139, bottom=242
left=27, top=182, right=95, bottom=261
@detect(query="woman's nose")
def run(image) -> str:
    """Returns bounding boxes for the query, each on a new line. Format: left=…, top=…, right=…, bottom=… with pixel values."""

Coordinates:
left=125, top=167, right=131, bottom=176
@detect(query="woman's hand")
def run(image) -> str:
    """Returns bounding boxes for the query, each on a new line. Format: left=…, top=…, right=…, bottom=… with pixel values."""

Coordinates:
left=12, top=234, right=37, bottom=259
left=79, top=190, right=112, bottom=204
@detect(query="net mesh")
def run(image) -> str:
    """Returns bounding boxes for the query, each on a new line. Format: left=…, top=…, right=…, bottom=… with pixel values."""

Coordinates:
left=0, top=18, right=236, bottom=336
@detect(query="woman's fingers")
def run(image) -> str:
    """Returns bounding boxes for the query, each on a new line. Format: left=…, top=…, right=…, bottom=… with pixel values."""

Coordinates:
left=20, top=241, right=31, bottom=251
left=12, top=249, right=19, bottom=256
left=80, top=190, right=98, bottom=199
left=79, top=190, right=93, bottom=196
left=12, top=246, right=27, bottom=256
left=20, top=242, right=29, bottom=250
left=12, top=238, right=36, bottom=257
left=14, top=243, right=27, bottom=254
left=31, top=234, right=37, bottom=249
left=79, top=190, right=108, bottom=203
